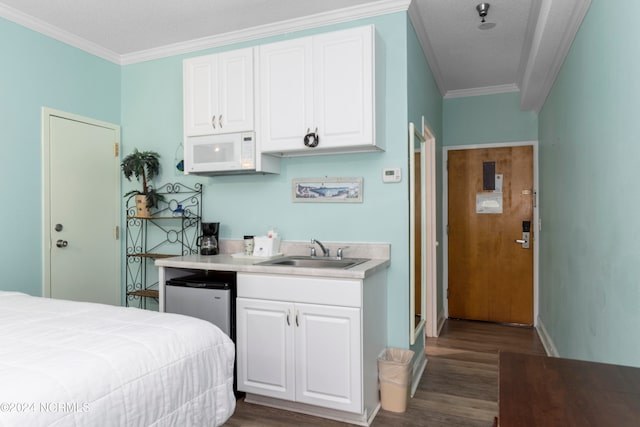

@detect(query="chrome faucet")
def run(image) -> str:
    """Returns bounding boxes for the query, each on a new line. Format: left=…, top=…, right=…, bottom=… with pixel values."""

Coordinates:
left=310, top=239, right=330, bottom=257
left=336, top=246, right=349, bottom=260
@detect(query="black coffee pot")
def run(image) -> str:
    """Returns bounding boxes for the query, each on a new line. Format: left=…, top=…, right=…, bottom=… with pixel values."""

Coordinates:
left=197, top=222, right=219, bottom=255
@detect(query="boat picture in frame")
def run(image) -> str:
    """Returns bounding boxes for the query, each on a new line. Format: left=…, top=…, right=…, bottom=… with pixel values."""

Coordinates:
left=292, top=177, right=363, bottom=203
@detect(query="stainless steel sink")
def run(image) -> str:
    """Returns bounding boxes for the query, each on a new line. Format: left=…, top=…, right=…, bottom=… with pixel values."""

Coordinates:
left=257, top=255, right=369, bottom=269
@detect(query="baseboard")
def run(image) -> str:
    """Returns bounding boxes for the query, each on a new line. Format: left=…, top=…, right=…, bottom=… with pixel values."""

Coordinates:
left=244, top=393, right=378, bottom=426
left=411, top=350, right=427, bottom=397
left=437, top=308, right=446, bottom=336
left=536, top=316, right=559, bottom=357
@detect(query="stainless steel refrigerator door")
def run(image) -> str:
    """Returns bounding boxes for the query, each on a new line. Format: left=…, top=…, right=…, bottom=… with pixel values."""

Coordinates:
left=165, top=285, right=231, bottom=336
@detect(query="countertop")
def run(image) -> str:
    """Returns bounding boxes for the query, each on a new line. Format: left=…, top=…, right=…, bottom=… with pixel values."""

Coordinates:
left=155, top=241, right=390, bottom=280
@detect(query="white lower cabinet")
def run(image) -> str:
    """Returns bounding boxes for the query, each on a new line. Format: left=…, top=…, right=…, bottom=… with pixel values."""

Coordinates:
left=236, top=298, right=295, bottom=400
left=237, top=298, right=361, bottom=412
left=236, top=272, right=386, bottom=425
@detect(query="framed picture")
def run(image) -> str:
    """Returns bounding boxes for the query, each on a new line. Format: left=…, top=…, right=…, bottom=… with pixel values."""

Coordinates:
left=292, top=177, right=363, bottom=203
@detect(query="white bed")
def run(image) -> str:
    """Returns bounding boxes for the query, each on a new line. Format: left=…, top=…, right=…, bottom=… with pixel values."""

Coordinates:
left=0, top=291, right=236, bottom=427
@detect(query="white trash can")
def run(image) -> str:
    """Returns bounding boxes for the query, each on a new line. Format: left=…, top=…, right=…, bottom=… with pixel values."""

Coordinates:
left=377, top=348, right=414, bottom=412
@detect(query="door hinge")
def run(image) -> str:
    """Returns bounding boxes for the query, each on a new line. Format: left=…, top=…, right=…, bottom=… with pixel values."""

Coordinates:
left=447, top=288, right=450, bottom=298
left=446, top=224, right=449, bottom=235
left=533, top=190, right=537, bottom=208
left=114, top=143, right=119, bottom=157
left=115, top=225, right=120, bottom=240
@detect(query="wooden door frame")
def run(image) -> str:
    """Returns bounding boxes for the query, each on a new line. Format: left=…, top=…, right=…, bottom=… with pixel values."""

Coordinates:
left=41, top=107, right=121, bottom=298
left=442, top=141, right=539, bottom=325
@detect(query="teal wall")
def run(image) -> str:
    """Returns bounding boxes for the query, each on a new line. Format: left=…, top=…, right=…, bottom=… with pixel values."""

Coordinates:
left=122, top=12, right=424, bottom=347
left=538, top=0, right=640, bottom=366
left=443, top=92, right=538, bottom=146
left=0, top=18, right=120, bottom=296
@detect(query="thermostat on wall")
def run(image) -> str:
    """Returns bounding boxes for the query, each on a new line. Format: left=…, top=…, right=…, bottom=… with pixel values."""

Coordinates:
left=382, top=168, right=401, bottom=183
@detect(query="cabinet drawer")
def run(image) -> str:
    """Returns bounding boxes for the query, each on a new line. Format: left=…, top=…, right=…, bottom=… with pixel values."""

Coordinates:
left=237, top=273, right=362, bottom=307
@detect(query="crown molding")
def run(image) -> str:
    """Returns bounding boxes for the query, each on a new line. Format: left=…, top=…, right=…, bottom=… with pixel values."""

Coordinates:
left=519, top=0, right=592, bottom=112
left=121, top=0, right=412, bottom=65
left=0, top=0, right=410, bottom=65
left=0, top=3, right=120, bottom=63
left=444, top=84, right=520, bottom=99
left=407, top=0, right=446, bottom=96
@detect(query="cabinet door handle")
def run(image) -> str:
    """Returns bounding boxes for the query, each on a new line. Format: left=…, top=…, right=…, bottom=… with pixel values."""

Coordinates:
left=211, top=114, right=217, bottom=129
left=219, top=114, right=223, bottom=128
left=295, top=311, right=299, bottom=327
left=286, top=310, right=290, bottom=326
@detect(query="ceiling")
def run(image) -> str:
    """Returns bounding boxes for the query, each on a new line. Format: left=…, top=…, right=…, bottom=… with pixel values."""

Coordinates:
left=0, top=0, right=591, bottom=111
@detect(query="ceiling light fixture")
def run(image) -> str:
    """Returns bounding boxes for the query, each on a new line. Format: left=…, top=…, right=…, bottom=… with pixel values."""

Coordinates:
left=476, top=3, right=496, bottom=30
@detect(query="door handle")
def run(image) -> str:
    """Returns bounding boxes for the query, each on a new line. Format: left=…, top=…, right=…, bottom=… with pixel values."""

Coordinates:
left=515, top=232, right=530, bottom=249
left=516, top=220, right=531, bottom=249
left=211, top=114, right=217, bottom=129
left=56, top=239, right=68, bottom=248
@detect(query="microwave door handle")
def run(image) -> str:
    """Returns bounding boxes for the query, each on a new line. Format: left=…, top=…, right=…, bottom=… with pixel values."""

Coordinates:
left=211, top=114, right=217, bottom=129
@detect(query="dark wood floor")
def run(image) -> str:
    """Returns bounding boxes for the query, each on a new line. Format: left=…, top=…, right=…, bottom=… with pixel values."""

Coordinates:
left=225, top=319, right=547, bottom=426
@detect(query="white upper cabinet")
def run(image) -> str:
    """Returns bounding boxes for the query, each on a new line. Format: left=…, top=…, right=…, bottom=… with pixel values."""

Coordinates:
left=183, top=48, right=254, bottom=136
left=257, top=25, right=379, bottom=156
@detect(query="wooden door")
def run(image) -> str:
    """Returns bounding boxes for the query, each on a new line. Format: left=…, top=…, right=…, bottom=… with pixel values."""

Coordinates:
left=448, top=146, right=533, bottom=325
left=414, top=151, right=423, bottom=325
left=46, top=111, right=120, bottom=305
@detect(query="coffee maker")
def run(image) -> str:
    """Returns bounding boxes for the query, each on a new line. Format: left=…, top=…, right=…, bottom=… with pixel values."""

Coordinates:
left=197, top=222, right=219, bottom=255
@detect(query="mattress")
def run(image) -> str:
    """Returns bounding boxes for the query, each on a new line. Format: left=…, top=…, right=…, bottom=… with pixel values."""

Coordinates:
left=0, top=291, right=236, bottom=427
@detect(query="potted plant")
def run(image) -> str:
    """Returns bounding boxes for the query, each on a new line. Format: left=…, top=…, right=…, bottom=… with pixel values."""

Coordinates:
left=121, top=149, right=163, bottom=217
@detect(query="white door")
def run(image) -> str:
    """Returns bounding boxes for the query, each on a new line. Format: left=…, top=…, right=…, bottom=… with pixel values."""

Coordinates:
left=183, top=49, right=254, bottom=137
left=44, top=109, right=120, bottom=305
left=183, top=55, right=219, bottom=136
left=258, top=37, right=314, bottom=152
left=236, top=298, right=295, bottom=400
left=218, top=48, right=254, bottom=134
left=295, top=303, right=362, bottom=413
left=314, top=25, right=374, bottom=150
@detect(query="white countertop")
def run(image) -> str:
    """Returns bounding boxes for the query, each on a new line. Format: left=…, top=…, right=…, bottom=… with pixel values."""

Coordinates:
left=155, top=241, right=390, bottom=279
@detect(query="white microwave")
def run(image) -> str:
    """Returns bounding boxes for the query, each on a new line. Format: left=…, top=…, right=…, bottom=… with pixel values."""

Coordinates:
left=185, top=132, right=256, bottom=174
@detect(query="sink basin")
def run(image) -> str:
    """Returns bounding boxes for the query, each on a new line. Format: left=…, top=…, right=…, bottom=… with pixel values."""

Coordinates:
left=257, top=255, right=369, bottom=269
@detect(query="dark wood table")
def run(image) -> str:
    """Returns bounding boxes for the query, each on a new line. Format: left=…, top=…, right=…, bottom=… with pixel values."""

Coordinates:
left=498, top=351, right=640, bottom=426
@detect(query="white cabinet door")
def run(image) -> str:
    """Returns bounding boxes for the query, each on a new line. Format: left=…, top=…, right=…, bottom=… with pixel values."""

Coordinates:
left=313, top=26, right=374, bottom=150
left=257, top=37, right=313, bottom=152
left=236, top=298, right=295, bottom=400
left=184, top=48, right=254, bottom=137
left=218, top=49, right=254, bottom=134
left=295, top=303, right=362, bottom=413
left=258, top=25, right=375, bottom=155
left=184, top=55, right=219, bottom=136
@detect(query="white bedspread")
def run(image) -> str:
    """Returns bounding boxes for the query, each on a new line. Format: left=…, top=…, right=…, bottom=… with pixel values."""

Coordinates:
left=0, top=292, right=236, bottom=427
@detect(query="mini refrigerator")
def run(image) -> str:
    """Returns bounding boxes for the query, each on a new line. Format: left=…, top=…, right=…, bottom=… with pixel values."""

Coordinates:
left=165, top=271, right=236, bottom=340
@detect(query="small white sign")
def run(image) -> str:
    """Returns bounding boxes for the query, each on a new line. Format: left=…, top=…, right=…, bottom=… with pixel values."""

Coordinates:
left=476, top=193, right=503, bottom=214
